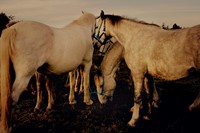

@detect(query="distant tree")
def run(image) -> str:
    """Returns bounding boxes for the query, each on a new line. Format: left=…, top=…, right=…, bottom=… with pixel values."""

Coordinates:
left=171, top=23, right=182, bottom=30
left=162, top=23, right=169, bottom=30
left=162, top=22, right=182, bottom=30
left=0, top=12, right=14, bottom=36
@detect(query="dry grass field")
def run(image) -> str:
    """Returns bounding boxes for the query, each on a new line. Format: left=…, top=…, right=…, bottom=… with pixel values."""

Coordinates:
left=11, top=60, right=200, bottom=133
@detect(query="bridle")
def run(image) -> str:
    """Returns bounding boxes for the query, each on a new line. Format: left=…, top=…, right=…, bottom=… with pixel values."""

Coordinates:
left=92, top=17, right=112, bottom=46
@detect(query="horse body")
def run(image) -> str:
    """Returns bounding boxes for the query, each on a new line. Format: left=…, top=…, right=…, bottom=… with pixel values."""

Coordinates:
left=0, top=12, right=95, bottom=132
left=110, top=20, right=200, bottom=80
left=94, top=11, right=200, bottom=127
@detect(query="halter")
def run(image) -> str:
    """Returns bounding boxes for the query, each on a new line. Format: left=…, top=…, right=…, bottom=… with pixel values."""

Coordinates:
left=93, top=17, right=112, bottom=46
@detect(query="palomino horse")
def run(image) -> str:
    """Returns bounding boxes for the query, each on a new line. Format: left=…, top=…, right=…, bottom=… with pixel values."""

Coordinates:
left=93, top=10, right=200, bottom=127
left=94, top=41, right=159, bottom=117
left=0, top=12, right=95, bottom=132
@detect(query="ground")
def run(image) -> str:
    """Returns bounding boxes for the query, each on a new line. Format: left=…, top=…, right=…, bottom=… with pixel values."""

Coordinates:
left=11, top=60, right=200, bottom=133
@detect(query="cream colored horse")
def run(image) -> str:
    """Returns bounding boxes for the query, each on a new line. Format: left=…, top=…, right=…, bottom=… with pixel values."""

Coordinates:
left=93, top=10, right=200, bottom=127
left=94, top=41, right=159, bottom=117
left=0, top=12, right=95, bottom=132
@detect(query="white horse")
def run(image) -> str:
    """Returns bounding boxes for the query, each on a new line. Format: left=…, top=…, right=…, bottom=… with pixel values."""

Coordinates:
left=94, top=41, right=159, bottom=117
left=93, top=10, right=200, bottom=127
left=0, top=12, right=96, bottom=132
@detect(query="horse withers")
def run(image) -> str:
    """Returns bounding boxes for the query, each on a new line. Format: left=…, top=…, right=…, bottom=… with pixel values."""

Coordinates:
left=0, top=12, right=96, bottom=133
left=93, top=10, right=200, bottom=127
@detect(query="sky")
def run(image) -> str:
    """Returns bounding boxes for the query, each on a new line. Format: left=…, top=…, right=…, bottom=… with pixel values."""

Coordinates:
left=1, top=0, right=200, bottom=28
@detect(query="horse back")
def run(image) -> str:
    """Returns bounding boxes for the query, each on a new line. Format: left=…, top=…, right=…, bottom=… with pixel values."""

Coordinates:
left=145, top=26, right=200, bottom=80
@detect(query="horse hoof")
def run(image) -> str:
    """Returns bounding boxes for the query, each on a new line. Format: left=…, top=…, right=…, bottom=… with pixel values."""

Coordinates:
left=152, top=101, right=159, bottom=108
left=130, top=107, right=134, bottom=112
left=143, top=115, right=150, bottom=120
left=34, top=108, right=40, bottom=113
left=46, top=107, right=52, bottom=112
left=188, top=105, right=193, bottom=111
left=85, top=99, right=93, bottom=105
left=127, top=122, right=136, bottom=127
left=69, top=100, right=77, bottom=105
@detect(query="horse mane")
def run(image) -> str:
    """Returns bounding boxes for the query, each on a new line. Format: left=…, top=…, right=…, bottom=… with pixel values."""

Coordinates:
left=103, top=14, right=160, bottom=27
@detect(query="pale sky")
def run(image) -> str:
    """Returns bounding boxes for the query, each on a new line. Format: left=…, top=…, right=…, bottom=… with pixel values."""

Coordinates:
left=1, top=0, right=200, bottom=28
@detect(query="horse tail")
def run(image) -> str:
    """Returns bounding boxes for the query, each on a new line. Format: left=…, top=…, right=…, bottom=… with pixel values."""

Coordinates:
left=0, top=28, right=16, bottom=130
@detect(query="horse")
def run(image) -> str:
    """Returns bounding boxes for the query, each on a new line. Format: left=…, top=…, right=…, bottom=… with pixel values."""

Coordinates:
left=0, top=12, right=96, bottom=132
left=94, top=41, right=159, bottom=117
left=93, top=10, right=200, bottom=127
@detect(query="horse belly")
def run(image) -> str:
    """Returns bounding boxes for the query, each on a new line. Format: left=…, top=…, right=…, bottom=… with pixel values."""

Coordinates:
left=148, top=63, right=194, bottom=80
left=47, top=60, right=81, bottom=75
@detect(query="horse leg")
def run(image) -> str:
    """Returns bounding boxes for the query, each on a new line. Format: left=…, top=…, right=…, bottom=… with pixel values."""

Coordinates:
left=128, top=74, right=144, bottom=127
left=83, top=63, right=93, bottom=105
left=68, top=72, right=77, bottom=104
left=151, top=79, right=159, bottom=108
left=11, top=75, right=33, bottom=105
left=45, top=76, right=54, bottom=111
left=79, top=66, right=84, bottom=94
left=74, top=69, right=79, bottom=92
left=9, top=75, right=32, bottom=131
left=79, top=67, right=84, bottom=93
left=34, top=72, right=43, bottom=112
left=188, top=91, right=200, bottom=111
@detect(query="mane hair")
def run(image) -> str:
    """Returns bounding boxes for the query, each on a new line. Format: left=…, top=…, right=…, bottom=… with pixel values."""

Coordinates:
left=104, top=14, right=160, bottom=27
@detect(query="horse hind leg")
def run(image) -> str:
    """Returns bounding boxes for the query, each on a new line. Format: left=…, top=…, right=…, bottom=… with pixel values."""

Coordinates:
left=34, top=72, right=43, bottom=112
left=74, top=69, right=79, bottom=93
left=12, top=75, right=33, bottom=105
left=79, top=66, right=84, bottom=94
left=188, top=91, right=200, bottom=111
left=45, top=76, right=54, bottom=111
left=68, top=72, right=77, bottom=104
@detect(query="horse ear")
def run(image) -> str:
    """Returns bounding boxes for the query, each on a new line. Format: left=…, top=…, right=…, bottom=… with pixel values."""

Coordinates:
left=100, top=10, right=104, bottom=18
left=82, top=11, right=84, bottom=14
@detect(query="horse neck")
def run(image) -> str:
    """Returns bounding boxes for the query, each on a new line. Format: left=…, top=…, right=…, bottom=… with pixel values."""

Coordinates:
left=107, top=19, right=158, bottom=48
left=100, top=42, right=123, bottom=77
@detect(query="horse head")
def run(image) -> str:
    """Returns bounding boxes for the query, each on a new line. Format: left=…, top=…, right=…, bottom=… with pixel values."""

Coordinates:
left=92, top=10, right=112, bottom=46
left=94, top=68, right=116, bottom=104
